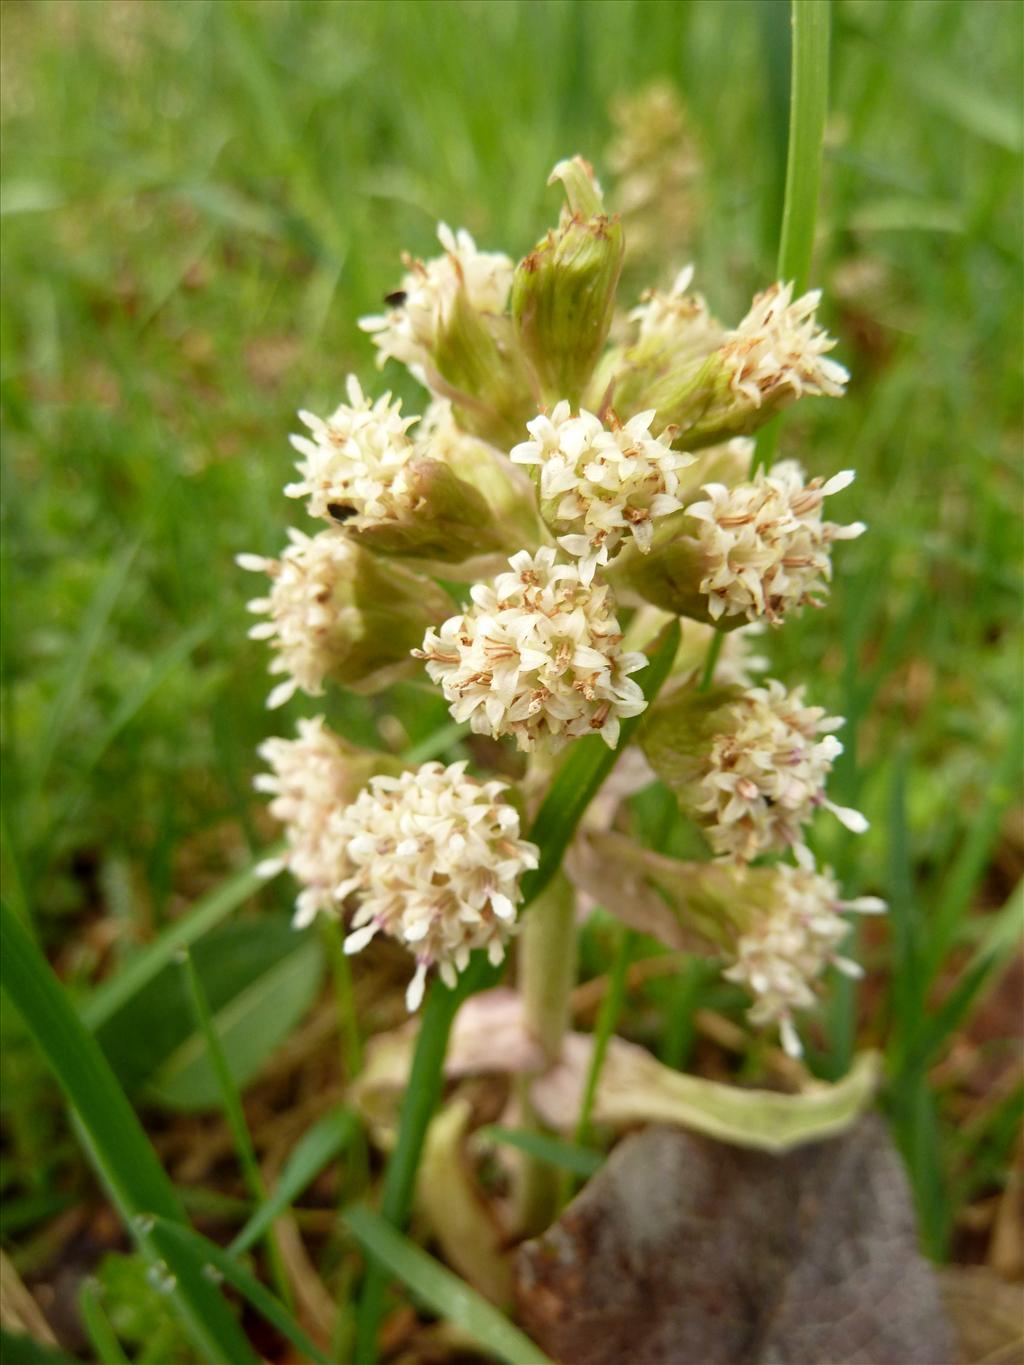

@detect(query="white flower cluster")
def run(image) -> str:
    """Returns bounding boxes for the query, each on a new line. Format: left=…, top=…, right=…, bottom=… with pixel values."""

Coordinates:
left=511, top=402, right=693, bottom=584
left=723, top=863, right=885, bottom=1057
left=359, top=224, right=514, bottom=380
left=415, top=547, right=647, bottom=752
left=336, top=762, right=539, bottom=1009
left=238, top=529, right=361, bottom=709
left=687, top=460, right=866, bottom=624
left=284, top=375, right=420, bottom=528
left=697, top=679, right=868, bottom=863
left=255, top=718, right=358, bottom=928
left=720, top=282, right=848, bottom=409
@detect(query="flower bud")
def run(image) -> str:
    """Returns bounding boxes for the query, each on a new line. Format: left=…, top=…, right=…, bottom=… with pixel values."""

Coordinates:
left=641, top=679, right=868, bottom=864
left=285, top=376, right=514, bottom=563
left=239, top=529, right=454, bottom=707
left=359, top=225, right=533, bottom=448
left=512, top=157, right=624, bottom=406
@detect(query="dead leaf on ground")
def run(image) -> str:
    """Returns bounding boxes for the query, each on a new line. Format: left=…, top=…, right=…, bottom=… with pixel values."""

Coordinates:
left=516, top=1116, right=957, bottom=1365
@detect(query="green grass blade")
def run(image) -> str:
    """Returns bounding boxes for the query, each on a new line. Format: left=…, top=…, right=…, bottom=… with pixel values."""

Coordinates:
left=925, top=719, right=1022, bottom=978
left=574, top=924, right=634, bottom=1148
left=344, top=1205, right=554, bottom=1365
left=229, top=1108, right=357, bottom=1256
left=0, top=901, right=258, bottom=1364
left=180, top=948, right=292, bottom=1308
left=752, top=0, right=831, bottom=476
left=481, top=1126, right=603, bottom=1180
left=81, top=849, right=283, bottom=1030
left=23, top=540, right=140, bottom=803
left=910, top=880, right=1023, bottom=1069
left=78, top=1278, right=132, bottom=1365
left=146, top=1217, right=332, bottom=1365
left=0, top=1332, right=81, bottom=1365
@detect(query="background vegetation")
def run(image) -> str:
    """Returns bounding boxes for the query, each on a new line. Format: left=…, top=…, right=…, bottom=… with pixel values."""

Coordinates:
left=2, top=0, right=1021, bottom=1357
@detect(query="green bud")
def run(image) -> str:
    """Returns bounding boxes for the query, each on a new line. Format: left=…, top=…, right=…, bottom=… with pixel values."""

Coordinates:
left=512, top=157, right=624, bottom=406
left=348, top=457, right=511, bottom=564
left=429, top=287, right=536, bottom=450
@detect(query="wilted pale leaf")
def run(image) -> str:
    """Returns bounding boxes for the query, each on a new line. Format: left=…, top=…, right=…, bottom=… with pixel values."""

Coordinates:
left=418, top=1098, right=514, bottom=1308
left=351, top=991, right=879, bottom=1155
left=532, top=1035, right=881, bottom=1154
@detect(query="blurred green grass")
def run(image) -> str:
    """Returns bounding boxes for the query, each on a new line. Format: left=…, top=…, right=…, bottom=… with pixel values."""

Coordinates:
left=2, top=0, right=1021, bottom=1270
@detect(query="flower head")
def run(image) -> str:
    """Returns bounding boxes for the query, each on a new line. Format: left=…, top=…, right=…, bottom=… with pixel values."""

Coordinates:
left=510, top=403, right=693, bottom=583
left=359, top=224, right=514, bottom=381
left=720, top=281, right=848, bottom=409
left=334, top=761, right=538, bottom=1009
left=255, top=718, right=371, bottom=928
left=415, top=547, right=648, bottom=752
left=238, top=529, right=453, bottom=708
left=696, top=680, right=867, bottom=862
left=721, top=862, right=885, bottom=1056
left=687, top=460, right=866, bottom=624
left=284, top=375, right=420, bottom=528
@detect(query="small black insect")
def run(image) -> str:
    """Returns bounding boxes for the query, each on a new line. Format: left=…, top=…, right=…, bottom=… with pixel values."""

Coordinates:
left=383, top=289, right=407, bottom=307
left=327, top=503, right=357, bottom=523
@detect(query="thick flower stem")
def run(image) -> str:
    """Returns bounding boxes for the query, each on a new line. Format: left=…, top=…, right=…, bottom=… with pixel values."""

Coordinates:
left=517, top=872, right=577, bottom=1235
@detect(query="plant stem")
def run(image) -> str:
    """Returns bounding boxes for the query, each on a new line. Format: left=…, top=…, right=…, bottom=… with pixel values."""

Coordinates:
left=320, top=916, right=363, bottom=1078
left=517, top=873, right=577, bottom=1234
left=181, top=948, right=293, bottom=1311
left=751, top=0, right=832, bottom=477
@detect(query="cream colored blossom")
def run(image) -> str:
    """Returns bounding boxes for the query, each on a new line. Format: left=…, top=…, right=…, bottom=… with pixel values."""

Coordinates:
left=255, top=718, right=362, bottom=928
left=511, top=403, right=693, bottom=584
left=722, top=862, right=885, bottom=1057
left=359, top=224, right=514, bottom=380
left=335, top=761, right=538, bottom=1009
left=720, top=282, right=848, bottom=409
left=238, top=530, right=360, bottom=709
left=284, top=375, right=420, bottom=527
left=697, top=679, right=868, bottom=863
left=686, top=460, right=866, bottom=624
left=415, top=547, right=648, bottom=752
left=628, top=265, right=722, bottom=356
